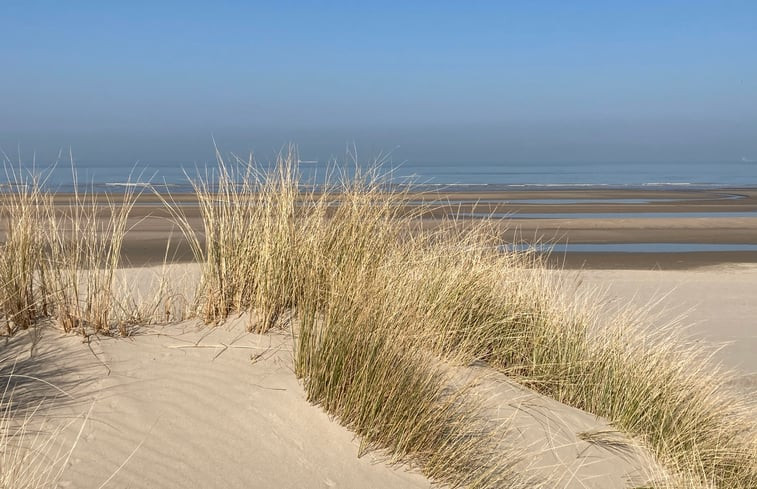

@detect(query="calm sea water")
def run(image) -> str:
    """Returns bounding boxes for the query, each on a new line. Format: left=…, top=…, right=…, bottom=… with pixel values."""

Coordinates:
left=2, top=159, right=756, bottom=193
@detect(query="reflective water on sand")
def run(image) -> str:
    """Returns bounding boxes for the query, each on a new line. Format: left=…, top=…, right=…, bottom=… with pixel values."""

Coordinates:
left=508, top=243, right=757, bottom=253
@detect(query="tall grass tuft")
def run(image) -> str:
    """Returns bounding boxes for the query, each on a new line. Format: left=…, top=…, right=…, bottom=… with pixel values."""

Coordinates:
left=174, top=149, right=756, bottom=488
left=373, top=237, right=757, bottom=487
left=0, top=158, right=142, bottom=336
left=159, top=149, right=292, bottom=328
left=417, top=259, right=757, bottom=487
left=368, top=236, right=757, bottom=487
left=44, top=179, right=139, bottom=334
left=164, top=149, right=532, bottom=487
left=0, top=168, right=51, bottom=334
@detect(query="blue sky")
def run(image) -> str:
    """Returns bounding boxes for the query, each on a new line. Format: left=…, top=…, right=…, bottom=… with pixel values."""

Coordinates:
left=1, top=1, right=756, bottom=163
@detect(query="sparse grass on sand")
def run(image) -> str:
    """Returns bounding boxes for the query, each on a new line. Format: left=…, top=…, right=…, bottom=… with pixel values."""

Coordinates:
left=0, top=167, right=51, bottom=334
left=0, top=360, right=89, bottom=489
left=44, top=179, right=139, bottom=334
left=1, top=148, right=756, bottom=488
left=0, top=158, right=188, bottom=337
left=0, top=160, right=188, bottom=488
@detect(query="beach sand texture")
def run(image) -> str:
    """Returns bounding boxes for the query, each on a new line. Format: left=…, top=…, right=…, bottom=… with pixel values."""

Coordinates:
left=4, top=261, right=754, bottom=488
left=8, top=312, right=661, bottom=488
left=576, top=265, right=757, bottom=389
left=2, top=187, right=755, bottom=488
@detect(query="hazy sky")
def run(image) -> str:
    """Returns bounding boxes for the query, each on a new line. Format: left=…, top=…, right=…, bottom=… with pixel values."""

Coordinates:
left=2, top=1, right=756, bottom=164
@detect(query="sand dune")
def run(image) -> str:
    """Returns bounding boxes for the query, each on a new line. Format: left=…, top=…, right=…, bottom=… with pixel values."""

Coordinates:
left=8, top=317, right=661, bottom=488
left=4, top=262, right=755, bottom=487
left=461, top=366, right=661, bottom=488
left=12, top=321, right=431, bottom=489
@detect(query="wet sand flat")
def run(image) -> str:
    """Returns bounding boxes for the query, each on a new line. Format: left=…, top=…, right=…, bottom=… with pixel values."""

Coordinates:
left=3, top=187, right=756, bottom=268
left=125, top=188, right=757, bottom=269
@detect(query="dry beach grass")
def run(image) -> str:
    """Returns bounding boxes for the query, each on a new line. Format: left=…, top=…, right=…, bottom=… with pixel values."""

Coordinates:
left=0, top=151, right=755, bottom=488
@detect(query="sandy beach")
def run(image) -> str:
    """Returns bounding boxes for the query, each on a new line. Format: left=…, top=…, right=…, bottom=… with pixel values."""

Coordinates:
left=6, top=259, right=754, bottom=488
left=6, top=311, right=665, bottom=489
left=2, top=187, right=755, bottom=488
left=574, top=265, right=757, bottom=380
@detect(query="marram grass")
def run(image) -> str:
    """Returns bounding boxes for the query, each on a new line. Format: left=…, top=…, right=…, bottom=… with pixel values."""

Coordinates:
left=162, top=150, right=534, bottom=487
left=0, top=159, right=185, bottom=336
left=1, top=149, right=755, bottom=488
left=171, top=150, right=755, bottom=488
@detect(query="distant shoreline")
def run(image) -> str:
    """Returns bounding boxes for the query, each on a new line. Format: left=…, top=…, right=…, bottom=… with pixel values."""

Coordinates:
left=16, top=184, right=757, bottom=200
left=2, top=187, right=756, bottom=270
left=4, top=182, right=757, bottom=196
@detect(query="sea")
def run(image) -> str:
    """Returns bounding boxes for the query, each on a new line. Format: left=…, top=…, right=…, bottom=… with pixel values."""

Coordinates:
left=1, top=159, right=756, bottom=193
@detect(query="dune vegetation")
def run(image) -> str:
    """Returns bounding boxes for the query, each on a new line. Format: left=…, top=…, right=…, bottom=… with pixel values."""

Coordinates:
left=1, top=149, right=755, bottom=488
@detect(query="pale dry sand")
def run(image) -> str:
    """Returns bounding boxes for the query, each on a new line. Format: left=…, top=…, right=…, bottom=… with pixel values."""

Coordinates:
left=6, top=322, right=432, bottom=489
left=4, top=316, right=662, bottom=489
left=7, top=261, right=756, bottom=488
left=571, top=263, right=757, bottom=392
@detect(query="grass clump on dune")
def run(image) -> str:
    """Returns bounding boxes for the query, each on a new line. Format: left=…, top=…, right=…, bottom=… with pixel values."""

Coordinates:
left=174, top=149, right=756, bottom=488
left=0, top=169, right=51, bottom=334
left=0, top=161, right=179, bottom=487
left=351, top=228, right=756, bottom=487
left=165, top=149, right=532, bottom=488
left=0, top=158, right=157, bottom=336
left=161, top=148, right=304, bottom=330
left=45, top=180, right=140, bottom=334
left=389, top=245, right=757, bottom=487
left=296, top=263, right=523, bottom=487
left=293, top=185, right=530, bottom=487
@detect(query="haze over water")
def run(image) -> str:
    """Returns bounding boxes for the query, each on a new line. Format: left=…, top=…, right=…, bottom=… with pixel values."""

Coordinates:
left=2, top=2, right=756, bottom=185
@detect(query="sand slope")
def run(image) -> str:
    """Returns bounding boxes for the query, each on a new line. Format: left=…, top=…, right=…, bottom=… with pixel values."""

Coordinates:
left=10, top=262, right=748, bottom=487
left=0, top=316, right=667, bottom=489
left=463, top=367, right=661, bottom=488
left=11, top=322, right=431, bottom=489
left=574, top=264, right=757, bottom=392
